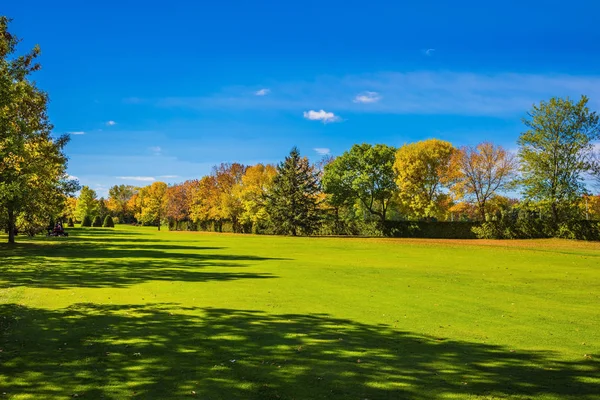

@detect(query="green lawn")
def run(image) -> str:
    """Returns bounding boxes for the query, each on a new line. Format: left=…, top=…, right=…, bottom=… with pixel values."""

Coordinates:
left=1, top=226, right=599, bottom=399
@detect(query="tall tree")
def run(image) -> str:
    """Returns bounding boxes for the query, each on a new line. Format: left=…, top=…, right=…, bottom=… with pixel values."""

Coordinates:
left=394, top=139, right=455, bottom=219
left=446, top=142, right=516, bottom=220
left=237, top=163, right=277, bottom=228
left=0, top=17, right=75, bottom=243
left=266, top=147, right=321, bottom=236
left=189, top=175, right=220, bottom=224
left=214, top=163, right=246, bottom=230
left=75, top=186, right=98, bottom=221
left=322, top=144, right=397, bottom=224
left=107, top=184, right=137, bottom=222
left=165, top=180, right=198, bottom=229
left=138, top=182, right=168, bottom=230
left=519, top=96, right=600, bottom=224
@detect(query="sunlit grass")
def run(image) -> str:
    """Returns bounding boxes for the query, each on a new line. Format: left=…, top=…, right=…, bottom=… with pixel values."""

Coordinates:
left=0, top=226, right=598, bottom=399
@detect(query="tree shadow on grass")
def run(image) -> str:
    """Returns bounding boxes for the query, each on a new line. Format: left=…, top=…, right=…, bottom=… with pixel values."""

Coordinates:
left=0, top=242, right=281, bottom=289
left=0, top=303, right=597, bottom=399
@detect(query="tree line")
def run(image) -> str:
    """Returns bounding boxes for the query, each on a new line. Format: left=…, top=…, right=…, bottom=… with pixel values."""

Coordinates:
left=2, top=16, right=600, bottom=243
left=68, top=96, right=600, bottom=239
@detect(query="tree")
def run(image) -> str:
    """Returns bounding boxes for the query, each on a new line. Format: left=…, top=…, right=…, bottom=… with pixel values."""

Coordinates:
left=103, top=215, right=115, bottom=228
left=97, top=197, right=109, bottom=219
left=92, top=215, right=102, bottom=227
left=519, top=96, right=600, bottom=224
left=76, top=186, right=98, bottom=222
left=394, top=139, right=455, bottom=219
left=214, top=163, right=246, bottom=231
left=446, top=142, right=516, bottom=221
left=322, top=144, right=397, bottom=224
left=81, top=215, right=92, bottom=227
left=237, top=164, right=277, bottom=229
left=138, top=181, right=168, bottom=230
left=266, top=147, right=321, bottom=236
left=189, top=176, right=220, bottom=225
left=165, top=180, right=198, bottom=229
left=107, top=185, right=137, bottom=222
left=0, top=17, right=76, bottom=243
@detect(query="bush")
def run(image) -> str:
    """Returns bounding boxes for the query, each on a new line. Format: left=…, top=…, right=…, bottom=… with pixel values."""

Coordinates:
left=92, top=215, right=103, bottom=227
left=383, top=221, right=479, bottom=239
left=81, top=215, right=92, bottom=227
left=102, top=215, right=115, bottom=228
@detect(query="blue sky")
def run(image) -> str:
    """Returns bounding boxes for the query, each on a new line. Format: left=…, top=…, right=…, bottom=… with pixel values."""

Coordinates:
left=5, top=0, right=600, bottom=196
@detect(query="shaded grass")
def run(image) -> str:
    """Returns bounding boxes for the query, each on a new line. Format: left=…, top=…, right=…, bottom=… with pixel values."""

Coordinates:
left=1, top=226, right=599, bottom=399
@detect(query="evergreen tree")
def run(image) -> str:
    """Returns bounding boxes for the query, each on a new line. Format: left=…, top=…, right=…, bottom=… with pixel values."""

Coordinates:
left=92, top=215, right=102, bottom=227
left=102, top=215, right=114, bottom=228
left=266, top=147, right=321, bottom=236
left=81, top=215, right=92, bottom=227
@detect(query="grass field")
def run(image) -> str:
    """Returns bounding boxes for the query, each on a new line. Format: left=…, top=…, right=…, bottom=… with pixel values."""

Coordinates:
left=0, top=226, right=599, bottom=399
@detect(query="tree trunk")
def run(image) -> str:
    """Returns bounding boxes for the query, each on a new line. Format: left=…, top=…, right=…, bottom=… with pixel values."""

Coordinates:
left=7, top=207, right=15, bottom=244
left=479, top=203, right=486, bottom=221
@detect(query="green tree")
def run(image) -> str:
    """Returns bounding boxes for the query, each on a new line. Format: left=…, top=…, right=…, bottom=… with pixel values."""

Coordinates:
left=103, top=215, right=114, bottom=228
left=394, top=139, right=455, bottom=220
left=81, top=215, right=92, bottom=227
left=518, top=96, right=600, bottom=225
left=92, top=215, right=102, bottom=227
left=322, top=144, right=397, bottom=224
left=76, top=186, right=98, bottom=222
left=0, top=17, right=76, bottom=243
left=266, top=147, right=320, bottom=236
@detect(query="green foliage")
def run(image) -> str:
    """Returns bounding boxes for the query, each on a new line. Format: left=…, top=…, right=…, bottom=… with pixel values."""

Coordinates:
left=266, top=147, right=321, bottom=236
left=323, top=143, right=397, bottom=223
left=518, top=96, right=600, bottom=225
left=92, top=215, right=102, bottom=227
left=76, top=186, right=98, bottom=222
left=81, top=215, right=92, bottom=227
left=0, top=17, right=75, bottom=243
left=102, top=215, right=114, bottom=228
left=383, top=221, right=479, bottom=239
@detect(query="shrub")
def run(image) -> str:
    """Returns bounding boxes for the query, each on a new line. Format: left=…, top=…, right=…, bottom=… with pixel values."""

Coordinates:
left=81, top=215, right=92, bottom=227
left=102, top=215, right=115, bottom=228
left=92, top=215, right=103, bottom=227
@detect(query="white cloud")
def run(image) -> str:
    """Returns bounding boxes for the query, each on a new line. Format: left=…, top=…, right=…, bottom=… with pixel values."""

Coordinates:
left=68, top=131, right=85, bottom=135
left=117, top=176, right=155, bottom=182
left=423, top=48, right=435, bottom=56
left=67, top=174, right=79, bottom=180
left=303, top=109, right=341, bottom=123
left=314, top=148, right=331, bottom=155
left=149, top=146, right=162, bottom=155
left=106, top=120, right=117, bottom=126
left=150, top=71, right=600, bottom=117
left=353, top=91, right=381, bottom=104
left=255, top=88, right=270, bottom=96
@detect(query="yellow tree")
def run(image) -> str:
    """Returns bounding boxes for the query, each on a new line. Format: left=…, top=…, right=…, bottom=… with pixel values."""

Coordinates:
left=214, top=163, right=246, bottom=230
left=446, top=142, right=516, bottom=220
left=138, top=182, right=167, bottom=230
left=236, top=163, right=277, bottom=228
left=394, top=139, right=455, bottom=219
left=189, top=175, right=220, bottom=224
